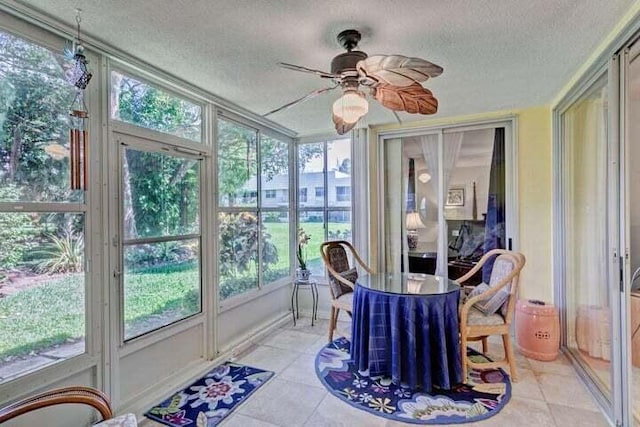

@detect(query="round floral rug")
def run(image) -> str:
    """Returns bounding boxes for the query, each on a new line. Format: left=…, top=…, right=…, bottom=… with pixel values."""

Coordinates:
left=315, top=337, right=511, bottom=424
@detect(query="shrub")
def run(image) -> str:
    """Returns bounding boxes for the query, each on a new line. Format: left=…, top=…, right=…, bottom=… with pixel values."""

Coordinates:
left=35, top=230, right=84, bottom=273
left=0, top=185, right=39, bottom=270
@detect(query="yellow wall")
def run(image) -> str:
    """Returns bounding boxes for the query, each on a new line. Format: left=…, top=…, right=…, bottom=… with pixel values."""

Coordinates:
left=368, top=105, right=554, bottom=302
left=516, top=106, right=553, bottom=302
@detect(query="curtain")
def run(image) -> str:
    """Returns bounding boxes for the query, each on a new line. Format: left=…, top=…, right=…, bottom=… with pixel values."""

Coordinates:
left=384, top=139, right=405, bottom=273
left=420, top=133, right=463, bottom=275
left=482, top=128, right=506, bottom=283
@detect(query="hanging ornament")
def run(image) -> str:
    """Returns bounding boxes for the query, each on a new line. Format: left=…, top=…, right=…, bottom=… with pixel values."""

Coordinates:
left=65, top=9, right=93, bottom=89
left=65, top=9, right=92, bottom=191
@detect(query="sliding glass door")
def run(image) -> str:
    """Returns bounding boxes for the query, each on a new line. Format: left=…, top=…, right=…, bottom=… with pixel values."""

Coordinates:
left=625, top=39, right=640, bottom=426
left=559, top=73, right=614, bottom=410
left=380, top=121, right=515, bottom=281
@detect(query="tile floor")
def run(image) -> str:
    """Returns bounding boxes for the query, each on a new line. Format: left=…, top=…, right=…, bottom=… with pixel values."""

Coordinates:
left=142, top=317, right=610, bottom=427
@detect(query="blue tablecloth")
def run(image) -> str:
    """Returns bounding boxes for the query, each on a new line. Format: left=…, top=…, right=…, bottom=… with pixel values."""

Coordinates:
left=350, top=283, right=462, bottom=391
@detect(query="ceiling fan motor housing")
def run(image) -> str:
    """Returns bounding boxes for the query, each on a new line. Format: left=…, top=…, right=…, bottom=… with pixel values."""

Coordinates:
left=331, top=50, right=367, bottom=79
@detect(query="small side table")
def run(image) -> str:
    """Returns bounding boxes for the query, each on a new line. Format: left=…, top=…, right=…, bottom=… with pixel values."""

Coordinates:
left=291, top=279, right=318, bottom=326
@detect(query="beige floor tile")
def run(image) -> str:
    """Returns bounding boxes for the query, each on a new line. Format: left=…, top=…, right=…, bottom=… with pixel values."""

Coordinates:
left=547, top=403, right=609, bottom=427
left=527, top=353, right=577, bottom=377
left=221, top=413, right=280, bottom=426
left=304, top=335, right=331, bottom=355
left=280, top=353, right=325, bottom=389
left=261, top=329, right=323, bottom=353
left=287, top=319, right=331, bottom=336
left=238, top=378, right=326, bottom=426
left=510, top=368, right=545, bottom=402
left=468, top=396, right=555, bottom=427
left=536, top=372, right=600, bottom=411
left=304, top=393, right=387, bottom=427
left=237, top=344, right=300, bottom=373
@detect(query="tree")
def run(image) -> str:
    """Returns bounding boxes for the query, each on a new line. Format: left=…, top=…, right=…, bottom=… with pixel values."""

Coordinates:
left=0, top=32, right=76, bottom=202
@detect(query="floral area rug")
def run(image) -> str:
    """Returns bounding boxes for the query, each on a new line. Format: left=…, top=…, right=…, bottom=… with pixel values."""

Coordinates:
left=316, top=337, right=511, bottom=424
left=144, top=362, right=273, bottom=427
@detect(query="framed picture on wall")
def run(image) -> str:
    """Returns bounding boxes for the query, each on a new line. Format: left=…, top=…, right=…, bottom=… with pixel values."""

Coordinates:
left=446, top=187, right=465, bottom=206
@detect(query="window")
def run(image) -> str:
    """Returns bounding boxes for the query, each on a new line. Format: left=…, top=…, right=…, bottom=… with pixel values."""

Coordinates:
left=336, top=186, right=351, bottom=202
left=298, top=138, right=353, bottom=276
left=121, top=146, right=202, bottom=340
left=299, top=188, right=308, bottom=203
left=0, top=30, right=87, bottom=382
left=110, top=70, right=202, bottom=142
left=217, top=117, right=291, bottom=300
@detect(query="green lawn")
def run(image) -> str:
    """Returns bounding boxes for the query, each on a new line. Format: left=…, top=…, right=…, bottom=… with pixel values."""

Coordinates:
left=263, top=222, right=351, bottom=270
left=0, top=224, right=352, bottom=358
left=0, top=275, right=85, bottom=360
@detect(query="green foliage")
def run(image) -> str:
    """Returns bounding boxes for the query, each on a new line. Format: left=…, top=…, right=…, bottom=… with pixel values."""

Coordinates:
left=0, top=185, right=39, bottom=270
left=113, top=71, right=201, bottom=141
left=218, top=212, right=278, bottom=277
left=0, top=32, right=76, bottom=201
left=217, top=119, right=323, bottom=206
left=35, top=230, right=84, bottom=274
left=124, top=149, right=200, bottom=239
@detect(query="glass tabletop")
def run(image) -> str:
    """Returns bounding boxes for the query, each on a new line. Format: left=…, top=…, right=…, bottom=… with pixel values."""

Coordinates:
left=356, top=273, right=459, bottom=295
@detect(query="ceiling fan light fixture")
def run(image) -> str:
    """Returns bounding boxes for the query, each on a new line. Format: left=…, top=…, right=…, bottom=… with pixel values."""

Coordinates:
left=332, top=90, right=368, bottom=124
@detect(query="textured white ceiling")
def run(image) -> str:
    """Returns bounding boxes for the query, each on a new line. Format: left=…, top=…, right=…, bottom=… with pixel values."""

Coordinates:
left=9, top=0, right=636, bottom=136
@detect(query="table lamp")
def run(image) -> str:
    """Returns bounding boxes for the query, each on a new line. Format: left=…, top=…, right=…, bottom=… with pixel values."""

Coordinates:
left=406, top=211, right=426, bottom=250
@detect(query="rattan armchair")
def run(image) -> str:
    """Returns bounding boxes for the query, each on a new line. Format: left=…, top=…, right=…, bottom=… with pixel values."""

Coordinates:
left=457, top=249, right=525, bottom=382
left=320, top=240, right=372, bottom=342
left=0, top=385, right=136, bottom=426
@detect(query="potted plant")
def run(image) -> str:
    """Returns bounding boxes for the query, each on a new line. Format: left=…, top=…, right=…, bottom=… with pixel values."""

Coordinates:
left=296, top=228, right=311, bottom=280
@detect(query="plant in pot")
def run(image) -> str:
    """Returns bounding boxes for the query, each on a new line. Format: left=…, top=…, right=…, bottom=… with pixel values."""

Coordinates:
left=296, top=228, right=311, bottom=280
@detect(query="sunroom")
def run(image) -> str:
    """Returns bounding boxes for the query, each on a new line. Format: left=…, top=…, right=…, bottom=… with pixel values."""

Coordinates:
left=1, top=1, right=640, bottom=426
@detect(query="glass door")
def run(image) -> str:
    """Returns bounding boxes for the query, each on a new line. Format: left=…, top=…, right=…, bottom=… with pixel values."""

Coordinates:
left=625, top=39, right=640, bottom=426
left=559, top=72, right=615, bottom=411
left=381, top=122, right=514, bottom=280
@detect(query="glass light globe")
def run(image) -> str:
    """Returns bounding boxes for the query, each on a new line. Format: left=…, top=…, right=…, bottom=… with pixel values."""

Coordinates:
left=332, top=90, right=368, bottom=124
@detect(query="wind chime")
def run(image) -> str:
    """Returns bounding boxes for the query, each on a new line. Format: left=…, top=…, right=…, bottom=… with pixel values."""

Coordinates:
left=67, top=9, right=92, bottom=190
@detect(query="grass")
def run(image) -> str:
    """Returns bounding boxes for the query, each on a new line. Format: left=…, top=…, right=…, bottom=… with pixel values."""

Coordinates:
left=0, top=223, right=351, bottom=358
left=0, top=275, right=85, bottom=360
left=0, top=263, right=201, bottom=359
left=263, top=221, right=351, bottom=270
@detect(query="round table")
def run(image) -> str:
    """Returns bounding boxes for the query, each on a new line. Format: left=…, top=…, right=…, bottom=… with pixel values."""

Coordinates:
left=351, top=273, right=462, bottom=391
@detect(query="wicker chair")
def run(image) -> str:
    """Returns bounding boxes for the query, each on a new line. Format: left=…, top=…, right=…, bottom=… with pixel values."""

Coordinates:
left=457, top=249, right=526, bottom=382
left=320, top=240, right=372, bottom=342
left=0, top=385, right=137, bottom=426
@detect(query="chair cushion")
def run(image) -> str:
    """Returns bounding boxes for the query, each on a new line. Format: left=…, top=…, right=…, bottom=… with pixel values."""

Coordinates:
left=469, top=257, right=515, bottom=316
left=467, top=306, right=506, bottom=326
left=94, top=413, right=138, bottom=427
left=327, top=245, right=350, bottom=273
left=489, top=257, right=516, bottom=317
left=329, top=267, right=357, bottom=299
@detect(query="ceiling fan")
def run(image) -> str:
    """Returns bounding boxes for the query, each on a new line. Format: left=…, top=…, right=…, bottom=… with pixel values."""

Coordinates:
left=264, top=29, right=443, bottom=135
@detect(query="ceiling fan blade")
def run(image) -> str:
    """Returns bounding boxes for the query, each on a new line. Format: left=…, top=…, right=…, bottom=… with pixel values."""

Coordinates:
left=263, top=85, right=339, bottom=117
left=278, top=62, right=339, bottom=79
left=332, top=114, right=357, bottom=135
left=358, top=55, right=443, bottom=87
left=374, top=83, right=438, bottom=115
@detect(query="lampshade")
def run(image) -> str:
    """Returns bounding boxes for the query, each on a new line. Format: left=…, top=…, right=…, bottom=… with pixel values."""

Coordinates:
left=406, top=211, right=426, bottom=230
left=418, top=171, right=431, bottom=183
left=332, top=90, right=368, bottom=124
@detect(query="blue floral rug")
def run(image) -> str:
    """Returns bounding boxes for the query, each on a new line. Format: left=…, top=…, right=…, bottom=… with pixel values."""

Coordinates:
left=316, top=337, right=511, bottom=424
left=144, top=362, right=273, bottom=427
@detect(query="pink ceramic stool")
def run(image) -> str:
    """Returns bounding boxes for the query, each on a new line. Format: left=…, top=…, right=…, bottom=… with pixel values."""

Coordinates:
left=515, top=299, right=560, bottom=361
